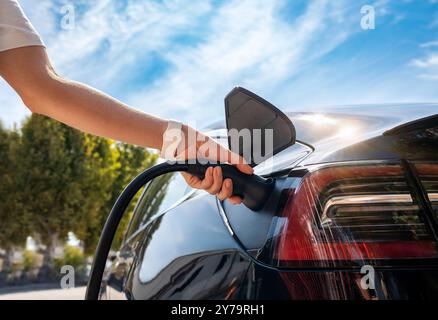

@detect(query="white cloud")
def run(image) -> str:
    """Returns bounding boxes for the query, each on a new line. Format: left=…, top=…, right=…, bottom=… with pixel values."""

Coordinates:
left=420, top=40, right=438, bottom=48
left=0, top=80, right=31, bottom=128
left=411, top=54, right=438, bottom=68
left=3, top=0, right=437, bottom=129
left=410, top=51, right=438, bottom=81
left=418, top=74, right=438, bottom=80
left=1, top=0, right=213, bottom=127
left=127, top=0, right=358, bottom=122
left=45, top=0, right=213, bottom=85
left=6, top=0, right=361, bottom=126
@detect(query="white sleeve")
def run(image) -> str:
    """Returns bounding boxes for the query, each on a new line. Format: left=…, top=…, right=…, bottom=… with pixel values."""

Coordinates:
left=0, top=0, right=44, bottom=52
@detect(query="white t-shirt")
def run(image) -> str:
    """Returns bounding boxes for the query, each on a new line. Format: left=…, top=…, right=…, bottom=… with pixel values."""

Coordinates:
left=0, top=0, right=44, bottom=52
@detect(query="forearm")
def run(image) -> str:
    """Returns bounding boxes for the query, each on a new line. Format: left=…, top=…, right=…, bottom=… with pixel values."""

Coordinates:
left=0, top=47, right=252, bottom=202
left=30, top=75, right=167, bottom=150
left=0, top=47, right=167, bottom=150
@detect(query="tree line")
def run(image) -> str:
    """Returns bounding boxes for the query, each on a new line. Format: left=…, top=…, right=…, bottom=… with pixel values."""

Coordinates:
left=0, top=114, right=157, bottom=269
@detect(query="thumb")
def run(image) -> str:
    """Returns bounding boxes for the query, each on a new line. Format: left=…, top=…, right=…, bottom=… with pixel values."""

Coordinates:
left=225, top=148, right=253, bottom=175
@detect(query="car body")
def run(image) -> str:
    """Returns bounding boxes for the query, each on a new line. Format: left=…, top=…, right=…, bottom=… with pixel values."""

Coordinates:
left=100, top=103, right=438, bottom=300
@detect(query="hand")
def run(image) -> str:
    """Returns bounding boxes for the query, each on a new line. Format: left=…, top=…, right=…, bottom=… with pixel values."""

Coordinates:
left=178, top=126, right=253, bottom=204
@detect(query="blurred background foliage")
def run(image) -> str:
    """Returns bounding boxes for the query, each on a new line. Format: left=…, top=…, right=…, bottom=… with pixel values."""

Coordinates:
left=0, top=114, right=157, bottom=284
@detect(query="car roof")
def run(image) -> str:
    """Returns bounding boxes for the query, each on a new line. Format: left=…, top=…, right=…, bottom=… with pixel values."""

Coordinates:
left=206, top=103, right=438, bottom=146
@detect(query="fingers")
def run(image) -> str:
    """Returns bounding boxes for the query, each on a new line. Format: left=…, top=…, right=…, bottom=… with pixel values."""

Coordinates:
left=180, top=172, right=202, bottom=188
left=181, top=166, right=214, bottom=189
left=217, top=179, right=242, bottom=205
left=235, top=162, right=253, bottom=175
left=211, top=141, right=253, bottom=174
left=199, top=166, right=215, bottom=190
left=175, top=128, right=254, bottom=177
left=193, top=133, right=253, bottom=175
left=181, top=169, right=243, bottom=205
left=206, top=166, right=223, bottom=195
left=226, top=149, right=253, bottom=175
left=217, top=178, right=232, bottom=201
left=228, top=196, right=242, bottom=205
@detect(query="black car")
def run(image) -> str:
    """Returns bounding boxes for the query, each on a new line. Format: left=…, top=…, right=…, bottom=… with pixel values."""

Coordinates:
left=91, top=88, right=438, bottom=300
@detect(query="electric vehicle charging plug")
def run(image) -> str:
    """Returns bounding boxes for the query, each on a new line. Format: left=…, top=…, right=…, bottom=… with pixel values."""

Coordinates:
left=186, top=163, right=274, bottom=211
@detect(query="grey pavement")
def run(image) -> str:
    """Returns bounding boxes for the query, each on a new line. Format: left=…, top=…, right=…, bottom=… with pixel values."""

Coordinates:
left=0, top=286, right=86, bottom=300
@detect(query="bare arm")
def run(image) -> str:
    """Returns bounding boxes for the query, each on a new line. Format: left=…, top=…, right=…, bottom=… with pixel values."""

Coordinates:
left=0, top=45, right=253, bottom=204
left=0, top=46, right=167, bottom=149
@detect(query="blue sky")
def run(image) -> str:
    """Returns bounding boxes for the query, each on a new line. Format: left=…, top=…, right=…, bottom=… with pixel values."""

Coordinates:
left=1, top=0, right=438, bottom=128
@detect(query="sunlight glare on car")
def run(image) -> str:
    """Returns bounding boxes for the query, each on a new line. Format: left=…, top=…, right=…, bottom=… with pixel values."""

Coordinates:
left=296, top=113, right=338, bottom=125
left=336, top=124, right=360, bottom=140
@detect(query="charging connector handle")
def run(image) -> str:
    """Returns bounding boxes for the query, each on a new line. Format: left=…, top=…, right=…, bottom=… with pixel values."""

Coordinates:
left=186, top=163, right=274, bottom=211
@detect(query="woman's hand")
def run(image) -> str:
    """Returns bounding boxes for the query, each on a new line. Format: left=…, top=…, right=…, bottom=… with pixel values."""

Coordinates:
left=178, top=125, right=253, bottom=205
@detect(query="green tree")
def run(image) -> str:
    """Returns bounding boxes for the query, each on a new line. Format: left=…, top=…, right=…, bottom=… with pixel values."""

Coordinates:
left=17, top=115, right=89, bottom=265
left=72, top=136, right=157, bottom=255
left=0, top=124, right=30, bottom=270
left=74, top=134, right=119, bottom=255
left=1, top=114, right=157, bottom=270
left=0, top=123, right=29, bottom=269
left=104, top=143, right=157, bottom=251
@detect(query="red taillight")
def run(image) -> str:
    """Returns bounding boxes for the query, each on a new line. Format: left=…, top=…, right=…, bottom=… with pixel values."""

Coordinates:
left=415, top=162, right=438, bottom=220
left=270, top=163, right=438, bottom=268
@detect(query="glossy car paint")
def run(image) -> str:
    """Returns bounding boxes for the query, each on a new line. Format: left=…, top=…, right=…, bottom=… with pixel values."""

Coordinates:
left=289, top=105, right=438, bottom=165
left=103, top=196, right=253, bottom=300
left=101, top=104, right=438, bottom=300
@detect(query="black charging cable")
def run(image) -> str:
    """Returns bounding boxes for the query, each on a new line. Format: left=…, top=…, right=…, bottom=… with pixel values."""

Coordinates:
left=85, top=161, right=274, bottom=300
